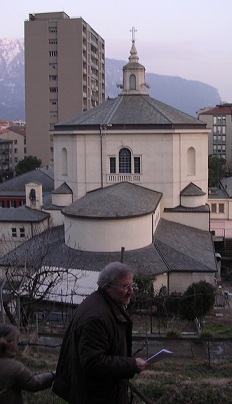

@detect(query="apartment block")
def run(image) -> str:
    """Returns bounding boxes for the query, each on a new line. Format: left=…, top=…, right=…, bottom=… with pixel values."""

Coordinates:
left=198, top=104, right=232, bottom=165
left=0, top=125, right=26, bottom=172
left=0, top=139, right=14, bottom=181
left=25, top=12, right=105, bottom=166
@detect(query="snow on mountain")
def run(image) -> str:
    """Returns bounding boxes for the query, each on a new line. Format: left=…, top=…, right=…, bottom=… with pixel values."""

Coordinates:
left=0, top=38, right=25, bottom=120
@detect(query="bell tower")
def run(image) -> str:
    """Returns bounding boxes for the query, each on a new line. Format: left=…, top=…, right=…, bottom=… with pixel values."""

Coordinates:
left=122, top=27, right=149, bottom=95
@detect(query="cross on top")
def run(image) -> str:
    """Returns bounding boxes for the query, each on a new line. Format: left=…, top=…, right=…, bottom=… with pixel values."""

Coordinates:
left=130, top=26, right=137, bottom=42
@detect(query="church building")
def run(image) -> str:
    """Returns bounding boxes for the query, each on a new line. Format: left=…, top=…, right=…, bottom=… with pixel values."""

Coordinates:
left=48, top=35, right=218, bottom=294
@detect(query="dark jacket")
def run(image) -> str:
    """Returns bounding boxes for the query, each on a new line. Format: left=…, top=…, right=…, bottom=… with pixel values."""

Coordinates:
left=53, top=289, right=139, bottom=404
left=0, top=356, right=54, bottom=404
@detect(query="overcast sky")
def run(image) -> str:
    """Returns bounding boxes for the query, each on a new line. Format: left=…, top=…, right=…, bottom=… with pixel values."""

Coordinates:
left=2, top=0, right=232, bottom=101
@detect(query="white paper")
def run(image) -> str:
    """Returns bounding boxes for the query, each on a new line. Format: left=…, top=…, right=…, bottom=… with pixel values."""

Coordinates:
left=146, top=349, right=173, bottom=364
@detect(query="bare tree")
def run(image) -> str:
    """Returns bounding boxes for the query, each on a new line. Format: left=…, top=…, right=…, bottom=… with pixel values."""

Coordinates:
left=0, top=225, right=87, bottom=327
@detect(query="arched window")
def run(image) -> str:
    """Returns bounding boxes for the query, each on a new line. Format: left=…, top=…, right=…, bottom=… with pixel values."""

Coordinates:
left=29, top=188, right=36, bottom=204
left=130, top=74, right=136, bottom=90
left=119, top=148, right=131, bottom=173
left=62, top=147, right=68, bottom=175
left=187, top=147, right=196, bottom=175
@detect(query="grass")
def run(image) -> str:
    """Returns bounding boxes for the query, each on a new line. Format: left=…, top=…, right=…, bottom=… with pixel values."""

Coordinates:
left=201, top=323, right=232, bottom=338
left=18, top=352, right=64, bottom=404
left=18, top=351, right=232, bottom=404
left=17, top=312, right=232, bottom=403
left=132, top=361, right=232, bottom=403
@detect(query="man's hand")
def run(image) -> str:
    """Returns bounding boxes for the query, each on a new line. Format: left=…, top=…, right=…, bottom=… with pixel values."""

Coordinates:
left=135, top=358, right=148, bottom=373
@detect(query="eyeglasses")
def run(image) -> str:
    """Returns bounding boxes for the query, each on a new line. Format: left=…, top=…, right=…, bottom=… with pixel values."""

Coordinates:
left=111, top=283, right=136, bottom=292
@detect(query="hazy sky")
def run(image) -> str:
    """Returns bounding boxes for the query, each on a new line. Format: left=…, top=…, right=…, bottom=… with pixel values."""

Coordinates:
left=2, top=0, right=232, bottom=101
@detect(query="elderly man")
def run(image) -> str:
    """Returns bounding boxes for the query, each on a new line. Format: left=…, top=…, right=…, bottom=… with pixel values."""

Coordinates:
left=53, top=261, right=147, bottom=404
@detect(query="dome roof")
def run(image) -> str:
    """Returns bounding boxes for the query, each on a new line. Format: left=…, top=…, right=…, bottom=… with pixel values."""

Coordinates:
left=62, top=182, right=162, bottom=219
left=54, top=39, right=205, bottom=131
left=55, top=94, right=205, bottom=130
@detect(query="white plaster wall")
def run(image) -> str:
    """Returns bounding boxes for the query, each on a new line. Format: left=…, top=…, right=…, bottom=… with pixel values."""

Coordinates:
left=172, top=131, right=209, bottom=207
left=161, top=211, right=210, bottom=231
left=123, top=67, right=146, bottom=95
left=64, top=214, right=153, bottom=252
left=53, top=128, right=209, bottom=210
left=52, top=193, right=73, bottom=207
left=25, top=182, right=43, bottom=209
left=153, top=203, right=161, bottom=235
left=169, top=271, right=216, bottom=294
left=209, top=198, right=230, bottom=220
left=208, top=198, right=232, bottom=237
left=53, top=132, right=102, bottom=201
left=153, top=273, right=168, bottom=295
left=0, top=220, right=49, bottom=257
left=181, top=194, right=207, bottom=208
left=43, top=209, right=64, bottom=227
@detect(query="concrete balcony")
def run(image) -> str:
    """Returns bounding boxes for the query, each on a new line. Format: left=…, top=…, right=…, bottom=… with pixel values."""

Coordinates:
left=107, top=174, right=141, bottom=183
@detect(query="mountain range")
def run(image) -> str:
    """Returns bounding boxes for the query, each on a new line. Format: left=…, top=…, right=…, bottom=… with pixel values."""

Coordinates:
left=0, top=39, right=221, bottom=121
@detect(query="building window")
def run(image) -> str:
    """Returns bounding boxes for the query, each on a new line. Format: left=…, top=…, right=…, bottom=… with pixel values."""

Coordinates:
left=49, top=63, right=57, bottom=69
left=213, top=126, right=217, bottom=133
left=14, top=148, right=17, bottom=154
left=29, top=188, right=36, bottom=203
left=49, top=39, right=57, bottom=44
left=49, top=51, right=57, bottom=57
left=110, top=157, right=116, bottom=173
left=222, top=126, right=226, bottom=134
left=15, top=157, right=18, bottom=163
left=213, top=116, right=217, bottom=124
left=219, top=203, right=224, bottom=213
left=20, top=227, right=25, bottom=238
left=49, top=87, right=58, bottom=93
left=49, top=27, right=57, bottom=33
left=211, top=204, right=217, bottom=213
left=62, top=148, right=68, bottom=175
left=49, top=75, right=57, bottom=81
left=50, top=112, right=58, bottom=119
left=24, top=147, right=27, bottom=154
left=119, top=148, right=131, bottom=173
left=14, top=140, right=18, bottom=144
left=11, top=228, right=17, bottom=238
left=8, top=200, right=16, bottom=208
left=130, top=74, right=136, bottom=90
left=134, top=157, right=141, bottom=174
left=187, top=147, right=196, bottom=176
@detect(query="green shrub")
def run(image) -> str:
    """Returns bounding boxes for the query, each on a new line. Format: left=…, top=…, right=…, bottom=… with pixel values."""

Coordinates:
left=180, top=281, right=215, bottom=321
left=166, top=330, right=181, bottom=338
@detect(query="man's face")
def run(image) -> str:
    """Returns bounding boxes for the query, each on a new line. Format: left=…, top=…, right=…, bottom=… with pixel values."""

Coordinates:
left=107, top=274, right=134, bottom=306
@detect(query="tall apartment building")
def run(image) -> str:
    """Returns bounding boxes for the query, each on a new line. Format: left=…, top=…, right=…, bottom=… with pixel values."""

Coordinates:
left=25, top=12, right=105, bottom=166
left=198, top=104, right=232, bottom=165
left=0, top=124, right=26, bottom=174
left=0, top=139, right=14, bottom=181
